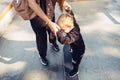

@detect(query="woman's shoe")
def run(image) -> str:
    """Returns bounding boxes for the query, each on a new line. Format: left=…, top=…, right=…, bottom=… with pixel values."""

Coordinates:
left=52, top=43, right=60, bottom=52
left=40, top=57, right=49, bottom=66
left=69, top=69, right=79, bottom=77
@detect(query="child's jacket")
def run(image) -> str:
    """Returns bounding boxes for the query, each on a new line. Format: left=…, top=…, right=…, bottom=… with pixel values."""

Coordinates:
left=57, top=22, right=85, bottom=54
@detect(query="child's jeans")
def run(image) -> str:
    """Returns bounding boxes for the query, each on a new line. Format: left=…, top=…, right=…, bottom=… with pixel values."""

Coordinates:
left=63, top=44, right=84, bottom=70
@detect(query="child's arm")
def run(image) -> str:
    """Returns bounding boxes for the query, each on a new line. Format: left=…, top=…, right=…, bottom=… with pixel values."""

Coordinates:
left=57, top=26, right=80, bottom=44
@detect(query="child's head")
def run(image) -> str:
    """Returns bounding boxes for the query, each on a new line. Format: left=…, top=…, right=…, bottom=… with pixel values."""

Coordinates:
left=57, top=13, right=74, bottom=33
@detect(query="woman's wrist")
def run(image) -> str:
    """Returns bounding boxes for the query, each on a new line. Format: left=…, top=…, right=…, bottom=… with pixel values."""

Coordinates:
left=47, top=20, right=55, bottom=32
left=47, top=20, right=52, bottom=27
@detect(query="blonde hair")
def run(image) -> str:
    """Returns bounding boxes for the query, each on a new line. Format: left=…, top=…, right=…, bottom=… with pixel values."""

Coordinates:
left=57, top=13, right=74, bottom=29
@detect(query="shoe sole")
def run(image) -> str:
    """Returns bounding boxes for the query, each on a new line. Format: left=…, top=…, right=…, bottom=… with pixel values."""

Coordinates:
left=69, top=71, right=79, bottom=77
left=40, top=57, right=48, bottom=66
left=40, top=60, right=48, bottom=66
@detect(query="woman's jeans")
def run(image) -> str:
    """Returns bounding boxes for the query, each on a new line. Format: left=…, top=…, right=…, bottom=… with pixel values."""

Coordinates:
left=30, top=16, right=56, bottom=58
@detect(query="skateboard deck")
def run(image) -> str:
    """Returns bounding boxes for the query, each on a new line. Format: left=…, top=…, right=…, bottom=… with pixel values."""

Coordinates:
left=63, top=45, right=79, bottom=80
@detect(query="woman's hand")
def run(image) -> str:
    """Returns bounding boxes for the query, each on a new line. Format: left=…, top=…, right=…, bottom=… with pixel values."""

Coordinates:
left=48, top=22, right=60, bottom=36
left=63, top=1, right=71, bottom=12
left=52, top=23, right=60, bottom=36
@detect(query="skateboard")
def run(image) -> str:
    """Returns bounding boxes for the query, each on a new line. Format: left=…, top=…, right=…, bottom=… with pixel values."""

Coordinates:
left=63, top=45, right=79, bottom=80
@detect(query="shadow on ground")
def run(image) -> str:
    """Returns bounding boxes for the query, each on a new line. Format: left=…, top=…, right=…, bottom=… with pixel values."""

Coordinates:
left=0, top=37, right=63, bottom=80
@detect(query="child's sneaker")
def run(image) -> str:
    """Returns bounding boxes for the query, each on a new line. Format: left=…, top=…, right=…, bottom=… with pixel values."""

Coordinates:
left=69, top=69, right=79, bottom=77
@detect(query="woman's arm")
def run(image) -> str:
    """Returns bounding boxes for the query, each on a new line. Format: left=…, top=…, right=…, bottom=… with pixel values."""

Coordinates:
left=28, top=0, right=59, bottom=34
left=57, top=0, right=71, bottom=11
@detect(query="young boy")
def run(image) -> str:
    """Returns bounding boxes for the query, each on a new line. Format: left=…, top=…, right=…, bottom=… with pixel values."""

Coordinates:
left=57, top=11, right=85, bottom=77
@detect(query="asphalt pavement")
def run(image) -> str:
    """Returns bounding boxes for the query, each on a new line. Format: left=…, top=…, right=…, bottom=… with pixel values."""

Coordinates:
left=0, top=0, right=120, bottom=80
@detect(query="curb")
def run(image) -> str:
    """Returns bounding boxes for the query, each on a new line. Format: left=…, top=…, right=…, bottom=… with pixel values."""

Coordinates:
left=0, top=4, right=16, bottom=37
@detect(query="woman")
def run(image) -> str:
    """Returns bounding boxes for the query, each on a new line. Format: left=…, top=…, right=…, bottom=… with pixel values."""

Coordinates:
left=27, top=0, right=71, bottom=66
